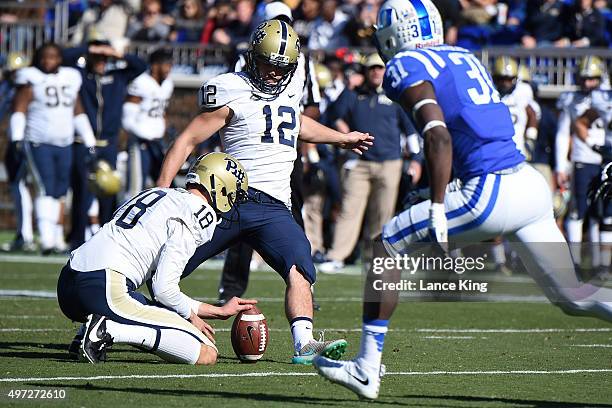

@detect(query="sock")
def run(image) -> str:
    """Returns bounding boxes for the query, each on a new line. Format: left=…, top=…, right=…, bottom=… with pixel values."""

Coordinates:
left=85, top=224, right=100, bottom=241
left=566, top=218, right=583, bottom=265
left=491, top=242, right=506, bottom=266
left=588, top=220, right=600, bottom=267
left=55, top=224, right=66, bottom=249
left=106, top=320, right=157, bottom=349
left=35, top=196, right=59, bottom=250
left=156, top=328, right=203, bottom=364
left=290, top=317, right=314, bottom=353
left=356, top=319, right=388, bottom=371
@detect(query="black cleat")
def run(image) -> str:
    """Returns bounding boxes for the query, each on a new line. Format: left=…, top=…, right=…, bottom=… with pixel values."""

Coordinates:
left=68, top=324, right=85, bottom=360
left=80, top=314, right=113, bottom=364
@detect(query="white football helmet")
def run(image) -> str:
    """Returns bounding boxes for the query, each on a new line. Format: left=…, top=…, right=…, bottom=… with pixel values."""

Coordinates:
left=374, top=0, right=444, bottom=62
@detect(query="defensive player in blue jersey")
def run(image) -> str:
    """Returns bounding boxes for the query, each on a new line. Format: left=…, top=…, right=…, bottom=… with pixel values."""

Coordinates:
left=314, top=0, right=612, bottom=399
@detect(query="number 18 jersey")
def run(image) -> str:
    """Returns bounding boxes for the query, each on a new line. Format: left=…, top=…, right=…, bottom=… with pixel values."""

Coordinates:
left=383, top=46, right=524, bottom=181
left=198, top=71, right=303, bottom=207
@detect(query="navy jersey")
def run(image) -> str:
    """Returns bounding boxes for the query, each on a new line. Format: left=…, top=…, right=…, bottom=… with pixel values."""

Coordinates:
left=383, top=45, right=524, bottom=181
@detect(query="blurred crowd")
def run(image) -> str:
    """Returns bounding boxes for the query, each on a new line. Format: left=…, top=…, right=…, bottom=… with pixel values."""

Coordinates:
left=0, top=0, right=610, bottom=275
left=2, top=0, right=612, bottom=52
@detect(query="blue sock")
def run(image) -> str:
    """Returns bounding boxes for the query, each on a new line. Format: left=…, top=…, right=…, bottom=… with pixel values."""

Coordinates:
left=356, top=319, right=388, bottom=370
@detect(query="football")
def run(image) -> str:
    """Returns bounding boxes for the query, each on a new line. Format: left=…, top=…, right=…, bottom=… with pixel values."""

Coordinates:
left=231, top=305, right=268, bottom=363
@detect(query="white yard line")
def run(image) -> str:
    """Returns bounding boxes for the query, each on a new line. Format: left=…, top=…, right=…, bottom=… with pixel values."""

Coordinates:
left=567, top=344, right=612, bottom=348
left=1, top=327, right=609, bottom=334
left=1, top=369, right=611, bottom=383
left=422, top=336, right=480, bottom=339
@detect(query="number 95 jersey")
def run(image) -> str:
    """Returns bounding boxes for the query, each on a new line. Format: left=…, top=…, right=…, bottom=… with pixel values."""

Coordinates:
left=383, top=46, right=524, bottom=181
left=15, top=66, right=82, bottom=147
left=198, top=71, right=303, bottom=207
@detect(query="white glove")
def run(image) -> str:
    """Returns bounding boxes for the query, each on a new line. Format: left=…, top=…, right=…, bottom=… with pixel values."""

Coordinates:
left=428, top=202, right=448, bottom=253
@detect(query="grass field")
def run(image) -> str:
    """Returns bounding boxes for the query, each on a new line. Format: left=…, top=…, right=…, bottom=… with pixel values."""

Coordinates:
left=0, top=249, right=611, bottom=407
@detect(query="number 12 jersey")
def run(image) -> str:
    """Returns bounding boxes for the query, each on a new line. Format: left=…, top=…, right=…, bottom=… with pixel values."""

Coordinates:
left=198, top=71, right=304, bottom=207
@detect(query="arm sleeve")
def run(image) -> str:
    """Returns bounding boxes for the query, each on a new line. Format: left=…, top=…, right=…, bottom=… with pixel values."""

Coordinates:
left=326, top=88, right=353, bottom=125
left=122, top=54, right=148, bottom=82
left=121, top=102, right=141, bottom=135
left=62, top=46, right=89, bottom=67
left=151, top=219, right=202, bottom=319
left=197, top=74, right=240, bottom=113
left=383, top=51, right=437, bottom=103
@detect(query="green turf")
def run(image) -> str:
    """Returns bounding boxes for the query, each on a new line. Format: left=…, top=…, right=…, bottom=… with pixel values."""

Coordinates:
left=0, top=255, right=611, bottom=407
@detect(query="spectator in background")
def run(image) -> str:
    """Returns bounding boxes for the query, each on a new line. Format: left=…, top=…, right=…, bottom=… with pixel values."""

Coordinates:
left=293, top=0, right=320, bottom=45
left=211, top=0, right=255, bottom=48
left=522, top=0, right=565, bottom=48
left=1, top=53, right=35, bottom=253
left=127, top=0, right=177, bottom=42
left=70, top=0, right=130, bottom=50
left=318, top=54, right=417, bottom=273
left=433, top=0, right=461, bottom=44
left=308, top=0, right=349, bottom=50
left=343, top=0, right=378, bottom=47
left=62, top=41, right=146, bottom=250
left=173, top=0, right=205, bottom=42
left=557, top=0, right=607, bottom=47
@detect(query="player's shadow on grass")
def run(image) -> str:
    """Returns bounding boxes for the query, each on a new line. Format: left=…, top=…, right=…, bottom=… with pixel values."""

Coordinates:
left=217, top=355, right=294, bottom=365
left=0, top=341, right=71, bottom=361
left=40, top=383, right=409, bottom=406
left=403, top=394, right=612, bottom=408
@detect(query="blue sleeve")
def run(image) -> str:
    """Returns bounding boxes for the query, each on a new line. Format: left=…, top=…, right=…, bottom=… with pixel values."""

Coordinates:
left=62, top=45, right=89, bottom=67
left=121, top=54, right=147, bottom=82
left=326, top=88, right=354, bottom=125
left=383, top=53, right=436, bottom=103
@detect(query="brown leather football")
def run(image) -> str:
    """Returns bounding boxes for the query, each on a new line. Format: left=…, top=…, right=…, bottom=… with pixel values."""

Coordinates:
left=231, top=305, right=268, bottom=363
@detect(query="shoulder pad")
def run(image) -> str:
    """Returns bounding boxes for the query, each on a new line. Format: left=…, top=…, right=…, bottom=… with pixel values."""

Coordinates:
left=14, top=67, right=43, bottom=86
left=198, top=72, right=249, bottom=109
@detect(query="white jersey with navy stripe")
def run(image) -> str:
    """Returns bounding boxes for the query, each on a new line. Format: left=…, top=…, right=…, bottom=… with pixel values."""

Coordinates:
left=590, top=89, right=612, bottom=151
left=70, top=188, right=217, bottom=319
left=197, top=71, right=303, bottom=206
left=16, top=66, right=82, bottom=147
left=125, top=72, right=174, bottom=140
left=556, top=91, right=604, bottom=166
left=501, top=82, right=532, bottom=155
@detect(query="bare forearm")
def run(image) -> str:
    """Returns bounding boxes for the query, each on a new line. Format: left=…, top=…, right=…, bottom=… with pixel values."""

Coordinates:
left=300, top=114, right=346, bottom=144
left=157, top=136, right=196, bottom=187
left=425, top=129, right=452, bottom=204
left=196, top=303, right=225, bottom=319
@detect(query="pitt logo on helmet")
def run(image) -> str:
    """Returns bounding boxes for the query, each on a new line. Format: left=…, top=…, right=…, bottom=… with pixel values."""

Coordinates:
left=186, top=152, right=248, bottom=213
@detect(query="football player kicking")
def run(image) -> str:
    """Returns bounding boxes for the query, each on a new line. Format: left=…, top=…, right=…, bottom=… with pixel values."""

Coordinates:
left=57, top=153, right=256, bottom=365
left=157, top=20, right=373, bottom=364
left=314, top=0, right=612, bottom=399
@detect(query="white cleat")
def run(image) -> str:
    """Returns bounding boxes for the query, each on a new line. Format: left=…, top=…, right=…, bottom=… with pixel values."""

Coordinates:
left=317, top=260, right=345, bottom=274
left=313, top=356, right=385, bottom=400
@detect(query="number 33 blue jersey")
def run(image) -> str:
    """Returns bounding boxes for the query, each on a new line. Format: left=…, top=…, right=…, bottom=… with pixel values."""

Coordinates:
left=383, top=46, right=524, bottom=181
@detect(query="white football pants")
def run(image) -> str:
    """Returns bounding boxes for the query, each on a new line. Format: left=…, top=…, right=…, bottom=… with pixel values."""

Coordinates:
left=382, top=164, right=612, bottom=322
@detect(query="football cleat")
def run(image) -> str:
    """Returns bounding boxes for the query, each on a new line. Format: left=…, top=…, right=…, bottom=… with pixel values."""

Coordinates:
left=313, top=356, right=386, bottom=400
left=317, top=260, right=345, bottom=274
left=68, top=323, right=86, bottom=360
left=80, top=314, right=113, bottom=364
left=291, top=332, right=347, bottom=365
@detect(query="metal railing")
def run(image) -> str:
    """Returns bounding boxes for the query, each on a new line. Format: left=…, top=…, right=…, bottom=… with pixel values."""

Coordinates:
left=0, top=1, right=69, bottom=62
